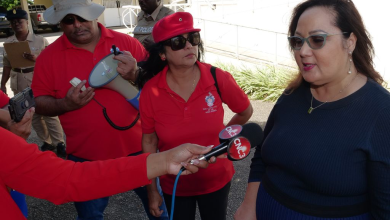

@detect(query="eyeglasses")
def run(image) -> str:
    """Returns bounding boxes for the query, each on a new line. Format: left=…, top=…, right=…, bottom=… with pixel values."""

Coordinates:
left=61, top=15, right=88, bottom=25
left=288, top=32, right=348, bottom=50
left=164, top=32, right=201, bottom=51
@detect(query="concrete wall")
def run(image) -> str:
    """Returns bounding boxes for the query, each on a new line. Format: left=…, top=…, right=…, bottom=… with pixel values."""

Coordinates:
left=190, top=0, right=389, bottom=81
left=30, top=0, right=388, bottom=80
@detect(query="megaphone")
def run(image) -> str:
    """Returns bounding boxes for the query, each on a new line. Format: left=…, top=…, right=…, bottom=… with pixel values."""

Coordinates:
left=88, top=51, right=140, bottom=110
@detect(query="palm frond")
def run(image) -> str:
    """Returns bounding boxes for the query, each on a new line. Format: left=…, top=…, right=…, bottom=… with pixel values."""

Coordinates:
left=214, top=62, right=295, bottom=102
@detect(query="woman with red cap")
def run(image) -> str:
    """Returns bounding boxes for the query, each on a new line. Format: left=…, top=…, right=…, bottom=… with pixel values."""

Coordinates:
left=138, top=12, right=253, bottom=220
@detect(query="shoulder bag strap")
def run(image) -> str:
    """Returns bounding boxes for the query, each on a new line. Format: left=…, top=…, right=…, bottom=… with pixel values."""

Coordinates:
left=210, top=66, right=222, bottom=102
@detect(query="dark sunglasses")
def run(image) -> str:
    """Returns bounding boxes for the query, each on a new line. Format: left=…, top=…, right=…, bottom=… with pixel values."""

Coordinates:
left=164, top=32, right=201, bottom=51
left=288, top=32, right=348, bottom=50
left=61, top=15, right=88, bottom=25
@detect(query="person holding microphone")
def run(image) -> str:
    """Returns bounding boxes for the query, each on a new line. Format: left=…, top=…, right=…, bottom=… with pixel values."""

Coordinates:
left=0, top=122, right=213, bottom=220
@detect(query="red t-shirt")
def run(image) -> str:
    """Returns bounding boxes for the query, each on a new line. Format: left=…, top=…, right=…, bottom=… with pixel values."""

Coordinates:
left=140, top=61, right=250, bottom=196
left=0, top=128, right=150, bottom=220
left=31, top=23, right=147, bottom=160
left=0, top=91, right=9, bottom=108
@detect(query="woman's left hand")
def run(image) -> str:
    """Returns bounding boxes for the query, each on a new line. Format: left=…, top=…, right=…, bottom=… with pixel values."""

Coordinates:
left=113, top=51, right=138, bottom=82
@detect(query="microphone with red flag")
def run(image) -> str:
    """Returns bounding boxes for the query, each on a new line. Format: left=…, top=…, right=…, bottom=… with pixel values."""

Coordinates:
left=198, top=122, right=263, bottom=161
left=181, top=123, right=263, bottom=172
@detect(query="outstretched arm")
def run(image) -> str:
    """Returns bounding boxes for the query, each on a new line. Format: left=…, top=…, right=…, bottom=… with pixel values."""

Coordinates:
left=0, top=129, right=211, bottom=205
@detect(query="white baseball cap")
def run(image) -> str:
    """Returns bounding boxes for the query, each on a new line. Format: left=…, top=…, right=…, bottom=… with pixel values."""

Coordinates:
left=44, top=0, right=105, bottom=24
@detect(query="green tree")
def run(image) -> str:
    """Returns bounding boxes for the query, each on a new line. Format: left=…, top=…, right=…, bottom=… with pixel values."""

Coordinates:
left=0, top=0, right=34, bottom=10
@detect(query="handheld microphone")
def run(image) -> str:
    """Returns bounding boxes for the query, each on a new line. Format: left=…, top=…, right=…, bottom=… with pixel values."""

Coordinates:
left=174, top=123, right=263, bottom=219
left=199, top=122, right=263, bottom=161
left=181, top=123, right=263, bottom=171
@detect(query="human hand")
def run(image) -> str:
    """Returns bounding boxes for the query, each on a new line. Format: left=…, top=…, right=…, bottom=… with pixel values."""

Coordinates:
left=234, top=182, right=259, bottom=220
left=146, top=144, right=214, bottom=179
left=147, top=190, right=164, bottom=217
left=23, top=52, right=37, bottom=62
left=0, top=85, right=6, bottom=95
left=7, top=107, right=34, bottom=139
left=113, top=51, right=138, bottom=82
left=64, top=80, right=94, bottom=112
left=165, top=144, right=214, bottom=175
left=234, top=202, right=257, bottom=220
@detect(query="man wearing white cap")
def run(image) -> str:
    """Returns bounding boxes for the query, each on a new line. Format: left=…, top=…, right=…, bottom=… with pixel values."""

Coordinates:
left=30, top=0, right=162, bottom=219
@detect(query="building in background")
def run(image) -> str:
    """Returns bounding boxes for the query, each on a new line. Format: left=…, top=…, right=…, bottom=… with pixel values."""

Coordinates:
left=31, top=0, right=389, bottom=81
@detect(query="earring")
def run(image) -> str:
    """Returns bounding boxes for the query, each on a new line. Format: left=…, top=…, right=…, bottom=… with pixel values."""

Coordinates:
left=348, top=51, right=352, bottom=74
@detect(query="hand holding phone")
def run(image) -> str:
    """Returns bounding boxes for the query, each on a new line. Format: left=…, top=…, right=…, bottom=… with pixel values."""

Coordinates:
left=8, top=87, right=36, bottom=122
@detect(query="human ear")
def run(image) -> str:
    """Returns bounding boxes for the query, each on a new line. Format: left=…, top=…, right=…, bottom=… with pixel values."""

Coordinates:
left=346, top=32, right=357, bottom=52
left=159, top=53, right=166, bottom=61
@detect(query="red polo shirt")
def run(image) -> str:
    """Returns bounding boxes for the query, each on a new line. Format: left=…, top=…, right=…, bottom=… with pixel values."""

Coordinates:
left=140, top=61, right=250, bottom=196
left=0, top=128, right=150, bottom=220
left=0, top=92, right=9, bottom=108
left=32, top=23, right=147, bottom=161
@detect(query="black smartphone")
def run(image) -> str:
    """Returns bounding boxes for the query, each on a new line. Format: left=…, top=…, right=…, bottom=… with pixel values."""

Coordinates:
left=8, top=87, right=36, bottom=122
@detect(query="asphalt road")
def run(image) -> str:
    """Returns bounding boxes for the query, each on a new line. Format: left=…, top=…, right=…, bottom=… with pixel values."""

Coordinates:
left=1, top=28, right=275, bottom=220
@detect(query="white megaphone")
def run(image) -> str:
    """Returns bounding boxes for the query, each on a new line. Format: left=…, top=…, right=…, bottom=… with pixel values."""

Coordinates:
left=88, top=49, right=140, bottom=110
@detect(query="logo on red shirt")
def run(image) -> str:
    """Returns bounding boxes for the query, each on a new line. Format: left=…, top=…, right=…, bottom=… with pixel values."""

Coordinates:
left=203, top=92, right=217, bottom=113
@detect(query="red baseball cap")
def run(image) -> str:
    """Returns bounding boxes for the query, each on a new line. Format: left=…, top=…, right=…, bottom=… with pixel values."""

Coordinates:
left=152, top=12, right=201, bottom=43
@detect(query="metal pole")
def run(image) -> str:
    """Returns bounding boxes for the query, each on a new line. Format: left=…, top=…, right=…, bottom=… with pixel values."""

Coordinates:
left=20, top=0, right=33, bottom=33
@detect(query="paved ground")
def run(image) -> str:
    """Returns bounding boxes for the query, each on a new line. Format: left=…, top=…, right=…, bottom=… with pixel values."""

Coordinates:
left=1, top=27, right=275, bottom=220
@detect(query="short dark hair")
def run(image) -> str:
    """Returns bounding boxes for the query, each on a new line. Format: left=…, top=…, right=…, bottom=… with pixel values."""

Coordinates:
left=286, top=0, right=383, bottom=91
left=137, top=40, right=205, bottom=89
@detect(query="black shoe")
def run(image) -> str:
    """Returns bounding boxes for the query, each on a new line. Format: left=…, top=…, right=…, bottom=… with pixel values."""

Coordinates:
left=56, top=142, right=67, bottom=158
left=41, top=142, right=55, bottom=151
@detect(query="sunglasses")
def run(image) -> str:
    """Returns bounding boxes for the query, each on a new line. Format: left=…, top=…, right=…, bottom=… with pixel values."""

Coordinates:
left=164, top=32, right=201, bottom=51
left=61, top=15, right=88, bottom=25
left=288, top=32, right=348, bottom=50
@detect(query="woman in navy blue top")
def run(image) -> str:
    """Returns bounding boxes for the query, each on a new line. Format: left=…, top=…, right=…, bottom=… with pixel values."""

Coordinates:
left=235, top=0, right=390, bottom=219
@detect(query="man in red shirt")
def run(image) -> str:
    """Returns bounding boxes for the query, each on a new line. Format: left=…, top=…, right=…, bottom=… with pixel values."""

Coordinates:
left=31, top=0, right=156, bottom=219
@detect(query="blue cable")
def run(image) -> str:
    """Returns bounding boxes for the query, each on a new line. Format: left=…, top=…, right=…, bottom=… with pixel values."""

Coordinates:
left=170, top=168, right=183, bottom=220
